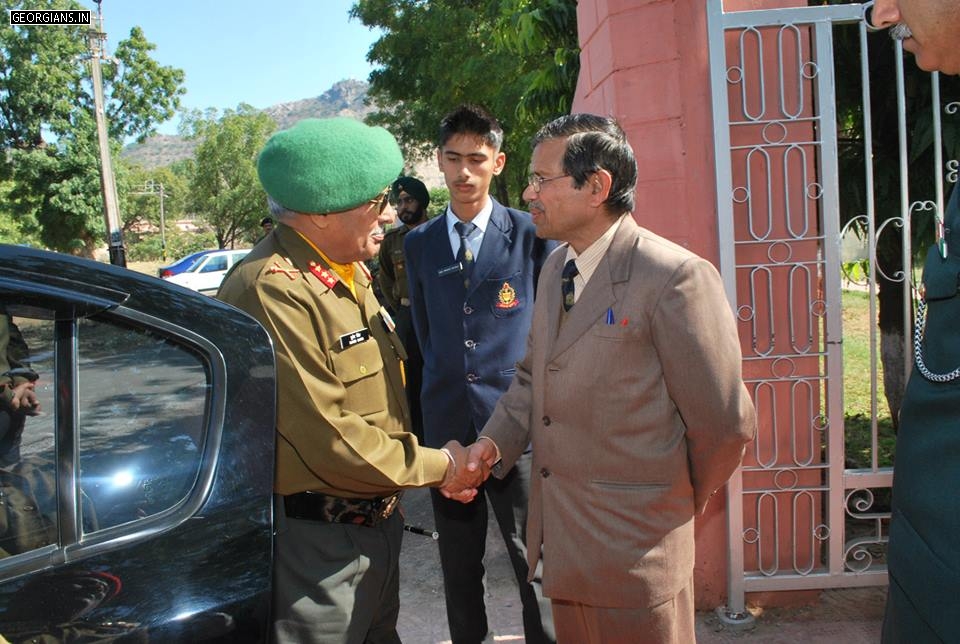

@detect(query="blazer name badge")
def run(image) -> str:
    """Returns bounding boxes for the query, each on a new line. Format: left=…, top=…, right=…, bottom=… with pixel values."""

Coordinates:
left=495, top=281, right=520, bottom=309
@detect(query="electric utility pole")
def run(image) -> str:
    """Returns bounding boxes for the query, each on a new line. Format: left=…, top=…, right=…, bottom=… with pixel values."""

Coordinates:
left=88, top=0, right=125, bottom=267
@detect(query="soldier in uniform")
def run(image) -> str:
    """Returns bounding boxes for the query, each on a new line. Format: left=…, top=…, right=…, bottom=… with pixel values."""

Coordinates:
left=377, top=176, right=430, bottom=441
left=217, top=117, right=485, bottom=644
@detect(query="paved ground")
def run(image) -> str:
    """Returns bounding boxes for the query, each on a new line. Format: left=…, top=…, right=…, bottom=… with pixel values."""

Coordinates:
left=396, top=487, right=887, bottom=643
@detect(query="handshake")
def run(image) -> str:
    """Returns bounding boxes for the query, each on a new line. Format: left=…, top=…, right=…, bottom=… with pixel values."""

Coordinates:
left=437, top=438, right=500, bottom=503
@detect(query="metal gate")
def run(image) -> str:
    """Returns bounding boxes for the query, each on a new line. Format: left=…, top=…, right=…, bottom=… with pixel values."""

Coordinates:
left=707, top=1, right=954, bottom=618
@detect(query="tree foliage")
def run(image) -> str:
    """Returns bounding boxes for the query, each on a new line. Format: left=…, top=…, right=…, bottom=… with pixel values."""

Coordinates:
left=0, top=0, right=185, bottom=254
left=186, top=105, right=277, bottom=249
left=349, top=0, right=578, bottom=206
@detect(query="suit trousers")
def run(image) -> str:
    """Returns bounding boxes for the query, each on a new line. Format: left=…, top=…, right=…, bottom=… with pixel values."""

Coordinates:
left=550, top=575, right=695, bottom=644
left=429, top=451, right=555, bottom=644
left=272, top=496, right=403, bottom=644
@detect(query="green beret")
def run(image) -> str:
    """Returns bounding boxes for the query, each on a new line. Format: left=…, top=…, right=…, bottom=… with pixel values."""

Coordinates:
left=257, top=117, right=403, bottom=214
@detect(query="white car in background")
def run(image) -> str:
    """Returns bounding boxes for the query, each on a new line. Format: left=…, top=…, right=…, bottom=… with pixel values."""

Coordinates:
left=162, top=248, right=250, bottom=294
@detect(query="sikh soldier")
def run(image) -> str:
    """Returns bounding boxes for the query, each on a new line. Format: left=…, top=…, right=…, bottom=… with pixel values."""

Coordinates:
left=377, top=176, right=430, bottom=441
left=217, top=117, right=486, bottom=644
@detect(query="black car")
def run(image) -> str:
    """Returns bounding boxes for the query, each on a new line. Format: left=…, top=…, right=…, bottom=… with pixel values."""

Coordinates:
left=0, top=244, right=276, bottom=641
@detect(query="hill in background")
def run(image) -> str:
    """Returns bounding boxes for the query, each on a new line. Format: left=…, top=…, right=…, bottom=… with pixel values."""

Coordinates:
left=121, top=79, right=374, bottom=169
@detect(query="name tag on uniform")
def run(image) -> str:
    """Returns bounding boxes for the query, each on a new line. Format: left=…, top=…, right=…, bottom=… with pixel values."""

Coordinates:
left=437, top=262, right=462, bottom=278
left=339, top=328, right=370, bottom=349
left=379, top=306, right=396, bottom=334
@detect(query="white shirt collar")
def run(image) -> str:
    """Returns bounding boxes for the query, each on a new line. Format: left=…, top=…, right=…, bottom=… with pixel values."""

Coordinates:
left=445, top=198, right=493, bottom=235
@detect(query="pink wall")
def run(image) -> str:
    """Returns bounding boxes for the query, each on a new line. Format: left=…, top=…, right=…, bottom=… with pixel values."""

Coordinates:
left=572, top=0, right=805, bottom=609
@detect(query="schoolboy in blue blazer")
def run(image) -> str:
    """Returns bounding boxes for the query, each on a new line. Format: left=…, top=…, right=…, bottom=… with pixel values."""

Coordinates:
left=404, top=104, right=556, bottom=644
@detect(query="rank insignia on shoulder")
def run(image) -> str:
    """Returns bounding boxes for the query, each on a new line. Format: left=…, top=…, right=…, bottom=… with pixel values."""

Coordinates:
left=308, top=261, right=339, bottom=289
left=495, top=281, right=520, bottom=309
left=339, top=328, right=370, bottom=349
left=266, top=259, right=300, bottom=281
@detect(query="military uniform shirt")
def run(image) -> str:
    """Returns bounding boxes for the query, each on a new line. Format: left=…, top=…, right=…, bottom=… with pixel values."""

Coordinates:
left=217, top=224, right=449, bottom=497
left=377, top=223, right=413, bottom=311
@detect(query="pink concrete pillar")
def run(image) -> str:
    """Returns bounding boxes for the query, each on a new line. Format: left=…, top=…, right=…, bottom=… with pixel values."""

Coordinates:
left=572, top=0, right=805, bottom=609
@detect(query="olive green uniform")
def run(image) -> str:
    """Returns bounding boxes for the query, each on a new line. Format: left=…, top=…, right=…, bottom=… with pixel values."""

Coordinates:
left=377, top=224, right=425, bottom=441
left=377, top=224, right=412, bottom=312
left=219, top=225, right=448, bottom=495
left=218, top=224, right=448, bottom=644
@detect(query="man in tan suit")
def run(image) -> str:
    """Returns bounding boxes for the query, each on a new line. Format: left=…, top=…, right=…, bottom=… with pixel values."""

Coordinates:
left=466, top=114, right=757, bottom=643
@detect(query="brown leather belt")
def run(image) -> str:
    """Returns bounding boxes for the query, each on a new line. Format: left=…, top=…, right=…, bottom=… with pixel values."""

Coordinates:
left=283, top=490, right=402, bottom=527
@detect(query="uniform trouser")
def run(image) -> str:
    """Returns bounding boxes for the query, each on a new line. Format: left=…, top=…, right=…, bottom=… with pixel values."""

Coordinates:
left=551, top=576, right=695, bottom=644
left=429, top=451, right=555, bottom=644
left=272, top=496, right=403, bottom=644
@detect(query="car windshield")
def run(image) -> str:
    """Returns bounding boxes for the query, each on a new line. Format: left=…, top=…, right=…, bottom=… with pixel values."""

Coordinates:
left=184, top=255, right=208, bottom=272
left=176, top=252, right=205, bottom=267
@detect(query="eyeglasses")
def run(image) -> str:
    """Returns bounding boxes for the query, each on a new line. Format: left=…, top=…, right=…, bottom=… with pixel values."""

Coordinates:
left=527, top=173, right=570, bottom=194
left=368, top=187, right=392, bottom=214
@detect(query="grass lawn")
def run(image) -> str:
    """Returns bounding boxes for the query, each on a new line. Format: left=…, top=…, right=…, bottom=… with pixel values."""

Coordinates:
left=842, top=289, right=897, bottom=469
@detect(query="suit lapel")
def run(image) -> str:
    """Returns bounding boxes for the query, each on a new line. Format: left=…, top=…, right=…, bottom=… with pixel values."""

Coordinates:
left=421, top=217, right=465, bottom=297
left=468, top=201, right=512, bottom=296
left=549, top=217, right=640, bottom=360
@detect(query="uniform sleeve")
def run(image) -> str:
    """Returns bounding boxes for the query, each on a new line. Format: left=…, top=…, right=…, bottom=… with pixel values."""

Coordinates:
left=652, top=257, right=757, bottom=512
left=228, top=275, right=449, bottom=495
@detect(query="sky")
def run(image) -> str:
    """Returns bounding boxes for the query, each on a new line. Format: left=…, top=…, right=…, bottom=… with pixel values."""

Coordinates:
left=79, top=0, right=381, bottom=135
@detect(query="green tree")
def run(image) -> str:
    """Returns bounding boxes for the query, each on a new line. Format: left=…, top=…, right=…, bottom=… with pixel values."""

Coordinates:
left=0, top=0, right=185, bottom=255
left=349, top=0, right=578, bottom=206
left=186, top=106, right=277, bottom=249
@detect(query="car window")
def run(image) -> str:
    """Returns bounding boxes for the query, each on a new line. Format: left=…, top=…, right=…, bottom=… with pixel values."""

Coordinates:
left=0, top=307, right=209, bottom=559
left=199, top=255, right=228, bottom=273
left=184, top=254, right=207, bottom=272
left=76, top=318, right=207, bottom=532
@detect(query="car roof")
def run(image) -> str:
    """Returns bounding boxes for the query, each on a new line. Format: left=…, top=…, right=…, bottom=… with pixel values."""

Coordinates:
left=164, top=249, right=213, bottom=266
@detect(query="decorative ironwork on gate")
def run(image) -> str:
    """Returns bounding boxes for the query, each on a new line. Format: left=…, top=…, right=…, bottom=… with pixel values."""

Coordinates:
left=707, top=0, right=956, bottom=618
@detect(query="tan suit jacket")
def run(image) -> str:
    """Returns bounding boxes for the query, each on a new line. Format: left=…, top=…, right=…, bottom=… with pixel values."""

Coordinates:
left=481, top=215, right=756, bottom=608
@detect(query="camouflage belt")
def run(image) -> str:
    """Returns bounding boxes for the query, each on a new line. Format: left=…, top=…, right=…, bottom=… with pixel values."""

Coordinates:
left=283, top=490, right=402, bottom=527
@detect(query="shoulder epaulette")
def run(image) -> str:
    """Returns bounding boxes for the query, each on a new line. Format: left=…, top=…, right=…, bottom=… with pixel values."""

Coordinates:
left=308, top=261, right=339, bottom=288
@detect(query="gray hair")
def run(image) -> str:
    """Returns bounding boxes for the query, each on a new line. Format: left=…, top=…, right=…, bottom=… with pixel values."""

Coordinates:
left=267, top=196, right=299, bottom=222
